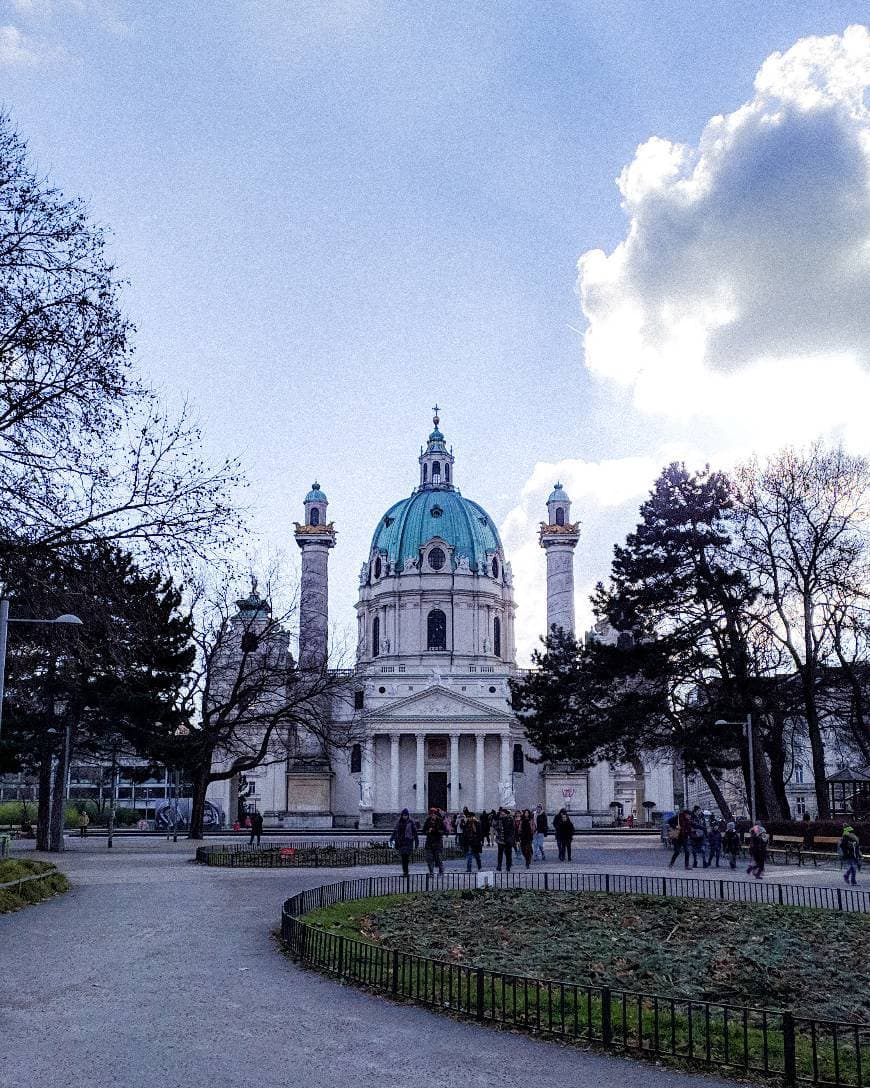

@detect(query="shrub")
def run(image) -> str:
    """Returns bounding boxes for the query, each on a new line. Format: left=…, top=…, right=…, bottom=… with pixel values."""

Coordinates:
left=0, top=800, right=37, bottom=828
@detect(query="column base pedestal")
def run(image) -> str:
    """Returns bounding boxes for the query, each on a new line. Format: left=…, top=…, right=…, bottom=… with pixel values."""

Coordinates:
left=358, top=806, right=374, bottom=829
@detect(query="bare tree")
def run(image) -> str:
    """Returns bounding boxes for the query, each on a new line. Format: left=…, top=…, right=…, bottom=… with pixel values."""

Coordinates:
left=735, top=444, right=870, bottom=818
left=176, top=576, right=361, bottom=839
left=0, top=112, right=242, bottom=562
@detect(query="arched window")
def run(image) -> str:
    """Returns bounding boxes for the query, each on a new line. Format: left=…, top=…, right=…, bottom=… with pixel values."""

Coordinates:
left=555, top=508, right=565, bottom=526
left=428, top=547, right=446, bottom=571
left=310, top=507, right=320, bottom=526
left=444, top=464, right=450, bottom=482
left=491, top=557, right=499, bottom=579
left=493, top=617, right=501, bottom=658
left=427, top=608, right=447, bottom=651
left=372, top=616, right=380, bottom=657
left=432, top=461, right=441, bottom=482
left=350, top=744, right=362, bottom=773
left=374, top=556, right=382, bottom=579
left=513, top=744, right=525, bottom=773
left=422, top=463, right=428, bottom=483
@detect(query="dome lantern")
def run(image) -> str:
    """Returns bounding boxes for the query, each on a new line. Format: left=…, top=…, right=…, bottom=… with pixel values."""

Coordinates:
left=418, top=405, right=455, bottom=490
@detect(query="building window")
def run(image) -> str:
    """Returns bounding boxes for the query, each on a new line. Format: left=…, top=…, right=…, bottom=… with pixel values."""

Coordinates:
left=374, top=557, right=382, bottom=579
left=372, top=616, right=380, bottom=657
left=310, top=507, right=320, bottom=526
left=555, top=508, right=565, bottom=526
left=354, top=691, right=364, bottom=710
left=445, top=464, right=450, bottom=482
left=794, top=764, right=804, bottom=784
left=422, top=464, right=428, bottom=483
left=513, top=744, right=525, bottom=773
left=428, top=547, right=446, bottom=571
left=795, top=794, right=807, bottom=817
left=350, top=744, right=362, bottom=773
left=493, top=617, right=501, bottom=657
left=427, top=608, right=447, bottom=650
left=491, top=556, right=499, bottom=579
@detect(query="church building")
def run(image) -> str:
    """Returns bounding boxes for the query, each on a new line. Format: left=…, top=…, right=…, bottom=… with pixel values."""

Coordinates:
left=207, top=412, right=674, bottom=828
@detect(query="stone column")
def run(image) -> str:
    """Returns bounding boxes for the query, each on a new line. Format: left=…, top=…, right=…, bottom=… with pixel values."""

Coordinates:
left=449, top=732, right=460, bottom=812
left=359, top=734, right=374, bottom=828
left=389, top=733, right=400, bottom=813
left=475, top=733, right=485, bottom=811
left=415, top=733, right=426, bottom=812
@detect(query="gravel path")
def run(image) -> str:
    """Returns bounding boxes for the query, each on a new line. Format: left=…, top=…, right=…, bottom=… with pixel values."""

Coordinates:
left=0, top=837, right=749, bottom=1088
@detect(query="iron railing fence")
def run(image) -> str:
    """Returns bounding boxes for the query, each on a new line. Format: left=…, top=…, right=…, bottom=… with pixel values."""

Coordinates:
left=196, top=843, right=464, bottom=868
left=280, top=873, right=870, bottom=1087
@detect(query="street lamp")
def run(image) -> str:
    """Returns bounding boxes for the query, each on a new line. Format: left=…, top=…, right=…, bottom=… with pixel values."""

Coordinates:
left=715, top=713, right=756, bottom=825
left=0, top=587, right=84, bottom=744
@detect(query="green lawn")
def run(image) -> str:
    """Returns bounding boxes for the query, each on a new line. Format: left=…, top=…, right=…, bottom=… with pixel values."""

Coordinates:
left=305, top=887, right=870, bottom=1023
left=0, top=858, right=69, bottom=912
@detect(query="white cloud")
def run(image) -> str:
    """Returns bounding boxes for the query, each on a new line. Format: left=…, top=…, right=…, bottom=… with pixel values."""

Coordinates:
left=577, top=24, right=870, bottom=451
left=0, top=24, right=41, bottom=64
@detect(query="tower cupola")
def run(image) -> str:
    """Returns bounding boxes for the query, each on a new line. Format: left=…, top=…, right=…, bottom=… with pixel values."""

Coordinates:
left=304, top=482, right=328, bottom=527
left=418, top=405, right=455, bottom=489
left=546, top=482, right=571, bottom=526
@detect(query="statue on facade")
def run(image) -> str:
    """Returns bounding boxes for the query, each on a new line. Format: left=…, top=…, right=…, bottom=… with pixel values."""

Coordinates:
left=498, top=780, right=516, bottom=808
left=359, top=780, right=373, bottom=809
left=359, top=563, right=368, bottom=585
left=455, top=555, right=471, bottom=573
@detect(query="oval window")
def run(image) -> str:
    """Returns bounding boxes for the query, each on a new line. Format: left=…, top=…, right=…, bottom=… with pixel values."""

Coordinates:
left=428, top=547, right=446, bottom=571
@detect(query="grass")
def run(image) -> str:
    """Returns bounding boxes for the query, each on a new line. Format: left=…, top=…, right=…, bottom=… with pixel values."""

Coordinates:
left=0, top=858, right=69, bottom=912
left=293, top=888, right=870, bottom=1085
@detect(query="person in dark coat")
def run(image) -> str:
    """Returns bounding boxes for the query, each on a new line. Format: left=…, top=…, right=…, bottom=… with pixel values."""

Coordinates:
left=723, top=821, right=741, bottom=869
left=840, top=825, right=861, bottom=886
left=519, top=809, right=535, bottom=868
left=249, top=809, right=263, bottom=847
left=533, top=805, right=548, bottom=861
left=705, top=821, right=723, bottom=868
left=747, top=824, right=768, bottom=879
left=480, top=809, right=491, bottom=847
left=390, top=808, right=419, bottom=878
left=668, top=809, right=692, bottom=869
left=421, top=807, right=447, bottom=876
left=494, top=807, right=515, bottom=872
left=554, top=808, right=576, bottom=862
left=460, top=808, right=483, bottom=872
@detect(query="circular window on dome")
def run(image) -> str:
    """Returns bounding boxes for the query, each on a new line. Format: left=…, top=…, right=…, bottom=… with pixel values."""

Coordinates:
left=428, top=547, right=446, bottom=571
left=491, top=557, right=499, bottom=579
left=374, top=557, right=382, bottom=579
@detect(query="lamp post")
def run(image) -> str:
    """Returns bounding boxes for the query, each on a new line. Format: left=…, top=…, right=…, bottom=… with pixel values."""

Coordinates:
left=715, top=714, right=756, bottom=825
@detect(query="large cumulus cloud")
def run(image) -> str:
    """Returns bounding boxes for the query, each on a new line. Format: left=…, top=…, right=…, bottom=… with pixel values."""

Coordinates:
left=578, top=25, right=870, bottom=418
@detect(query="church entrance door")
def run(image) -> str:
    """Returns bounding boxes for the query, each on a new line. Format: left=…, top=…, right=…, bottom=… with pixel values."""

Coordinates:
left=427, top=771, right=447, bottom=811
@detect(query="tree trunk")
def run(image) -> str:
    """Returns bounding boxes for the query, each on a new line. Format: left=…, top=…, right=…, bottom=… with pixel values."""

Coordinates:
left=696, top=762, right=733, bottom=821
left=35, top=752, right=52, bottom=851
left=765, top=725, right=791, bottom=820
left=802, top=680, right=831, bottom=818
left=48, top=743, right=67, bottom=851
left=188, top=764, right=210, bottom=840
left=751, top=726, right=782, bottom=821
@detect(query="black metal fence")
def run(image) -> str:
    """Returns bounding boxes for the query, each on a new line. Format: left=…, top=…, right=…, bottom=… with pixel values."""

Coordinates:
left=281, top=873, right=870, bottom=1086
left=196, top=842, right=463, bottom=868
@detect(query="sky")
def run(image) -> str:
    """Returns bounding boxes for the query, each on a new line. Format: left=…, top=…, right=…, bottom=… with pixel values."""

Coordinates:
left=3, top=2, right=870, bottom=661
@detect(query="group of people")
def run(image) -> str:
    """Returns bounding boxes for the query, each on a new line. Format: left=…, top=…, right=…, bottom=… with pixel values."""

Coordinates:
left=389, top=804, right=579, bottom=877
left=667, top=806, right=748, bottom=873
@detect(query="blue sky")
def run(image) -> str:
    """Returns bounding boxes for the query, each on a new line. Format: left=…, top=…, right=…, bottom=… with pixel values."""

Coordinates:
left=3, top=2, right=869, bottom=658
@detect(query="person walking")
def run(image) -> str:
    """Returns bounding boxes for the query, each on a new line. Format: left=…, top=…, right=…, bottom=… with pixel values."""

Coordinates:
left=519, top=809, right=534, bottom=869
left=533, top=804, right=548, bottom=861
left=487, top=809, right=497, bottom=846
left=705, top=821, right=722, bottom=868
left=480, top=809, right=491, bottom=848
left=841, top=825, right=861, bottom=886
left=494, top=807, right=515, bottom=872
left=668, top=809, right=691, bottom=869
left=390, top=808, right=419, bottom=879
left=249, top=809, right=264, bottom=847
left=723, top=821, right=741, bottom=870
left=78, top=809, right=90, bottom=838
left=554, top=808, right=575, bottom=862
left=747, top=823, right=768, bottom=879
left=421, top=807, right=446, bottom=877
left=689, top=806, right=707, bottom=868
left=460, top=808, right=483, bottom=873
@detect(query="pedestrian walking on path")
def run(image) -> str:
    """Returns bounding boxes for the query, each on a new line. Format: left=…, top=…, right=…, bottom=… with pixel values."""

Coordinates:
left=747, top=823, right=768, bottom=879
left=554, top=808, right=575, bottom=862
left=421, top=807, right=446, bottom=876
left=723, top=821, right=741, bottom=870
left=390, top=808, right=419, bottom=878
left=533, top=804, right=548, bottom=861
left=249, top=810, right=263, bottom=847
left=705, top=821, right=722, bottom=868
left=689, top=806, right=707, bottom=868
left=519, top=809, right=534, bottom=869
left=494, top=806, right=515, bottom=872
left=841, top=825, right=862, bottom=886
left=460, top=808, right=483, bottom=873
left=667, top=810, right=691, bottom=869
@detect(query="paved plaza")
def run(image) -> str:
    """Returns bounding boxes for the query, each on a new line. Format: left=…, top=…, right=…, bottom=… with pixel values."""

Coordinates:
left=1, top=834, right=857, bottom=1088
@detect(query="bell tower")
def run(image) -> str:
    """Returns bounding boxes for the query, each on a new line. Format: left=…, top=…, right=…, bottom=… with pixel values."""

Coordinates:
left=539, top=482, right=580, bottom=636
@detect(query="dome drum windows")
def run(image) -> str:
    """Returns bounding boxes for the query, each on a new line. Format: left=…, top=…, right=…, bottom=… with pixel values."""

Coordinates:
left=493, top=616, right=501, bottom=658
left=427, top=608, right=447, bottom=651
left=372, top=616, right=380, bottom=658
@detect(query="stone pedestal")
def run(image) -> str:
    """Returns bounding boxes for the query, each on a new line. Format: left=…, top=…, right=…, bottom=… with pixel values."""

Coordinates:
left=543, top=768, right=589, bottom=816
left=283, top=770, right=334, bottom=828
left=358, top=806, right=373, bottom=829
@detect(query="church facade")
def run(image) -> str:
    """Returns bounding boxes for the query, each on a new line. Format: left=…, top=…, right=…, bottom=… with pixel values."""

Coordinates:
left=207, top=413, right=674, bottom=829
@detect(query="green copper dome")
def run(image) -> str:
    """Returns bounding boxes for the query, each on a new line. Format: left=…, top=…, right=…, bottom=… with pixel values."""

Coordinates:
left=370, top=488, right=502, bottom=574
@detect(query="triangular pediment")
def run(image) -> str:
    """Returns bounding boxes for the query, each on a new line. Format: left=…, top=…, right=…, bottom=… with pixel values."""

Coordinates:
left=368, top=684, right=514, bottom=723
